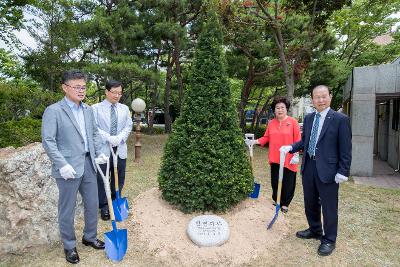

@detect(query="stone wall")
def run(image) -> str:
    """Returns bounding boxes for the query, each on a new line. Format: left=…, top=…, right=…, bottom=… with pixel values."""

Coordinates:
left=0, top=143, right=81, bottom=255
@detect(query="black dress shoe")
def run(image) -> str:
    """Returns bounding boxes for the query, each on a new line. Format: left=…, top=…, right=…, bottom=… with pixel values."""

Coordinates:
left=101, top=209, right=110, bottom=221
left=64, top=247, right=79, bottom=264
left=318, top=242, right=336, bottom=256
left=296, top=229, right=322, bottom=240
left=82, top=238, right=105, bottom=250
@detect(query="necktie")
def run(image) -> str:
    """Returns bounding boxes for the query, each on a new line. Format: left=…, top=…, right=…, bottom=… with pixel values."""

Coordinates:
left=308, top=113, right=321, bottom=156
left=110, top=104, right=117, bottom=136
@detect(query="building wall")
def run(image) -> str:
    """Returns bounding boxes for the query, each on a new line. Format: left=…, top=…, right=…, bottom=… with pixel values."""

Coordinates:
left=349, top=67, right=376, bottom=176
left=343, top=63, right=400, bottom=176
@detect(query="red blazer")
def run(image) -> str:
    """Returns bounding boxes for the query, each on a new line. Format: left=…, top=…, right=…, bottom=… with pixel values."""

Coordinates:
left=258, top=116, right=301, bottom=172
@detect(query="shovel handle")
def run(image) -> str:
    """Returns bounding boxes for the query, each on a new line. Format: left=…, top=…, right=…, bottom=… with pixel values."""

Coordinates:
left=276, top=151, right=287, bottom=206
left=96, top=159, right=116, bottom=222
left=109, top=144, right=120, bottom=192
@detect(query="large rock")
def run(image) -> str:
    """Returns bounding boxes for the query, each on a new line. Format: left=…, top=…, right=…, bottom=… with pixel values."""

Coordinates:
left=0, top=143, right=82, bottom=255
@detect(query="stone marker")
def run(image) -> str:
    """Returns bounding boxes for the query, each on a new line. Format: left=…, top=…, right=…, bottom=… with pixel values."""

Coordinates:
left=187, top=215, right=229, bottom=247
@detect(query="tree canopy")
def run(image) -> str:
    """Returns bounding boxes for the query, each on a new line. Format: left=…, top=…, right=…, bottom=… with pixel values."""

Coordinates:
left=0, top=0, right=399, bottom=147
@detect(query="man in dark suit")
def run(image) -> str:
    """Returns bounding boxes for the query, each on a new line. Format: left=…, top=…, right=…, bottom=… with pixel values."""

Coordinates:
left=280, top=85, right=352, bottom=256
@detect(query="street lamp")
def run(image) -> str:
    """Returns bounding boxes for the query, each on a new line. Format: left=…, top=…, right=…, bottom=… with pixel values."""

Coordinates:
left=131, top=98, right=146, bottom=162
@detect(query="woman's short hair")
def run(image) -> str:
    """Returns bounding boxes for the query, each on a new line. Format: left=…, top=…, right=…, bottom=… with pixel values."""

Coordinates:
left=271, top=96, right=290, bottom=111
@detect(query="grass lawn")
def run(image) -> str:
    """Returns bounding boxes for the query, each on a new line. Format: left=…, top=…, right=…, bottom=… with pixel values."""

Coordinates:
left=2, top=134, right=400, bottom=266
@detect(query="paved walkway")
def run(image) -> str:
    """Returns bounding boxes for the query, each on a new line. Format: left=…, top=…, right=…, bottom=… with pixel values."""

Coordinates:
left=353, top=158, right=400, bottom=189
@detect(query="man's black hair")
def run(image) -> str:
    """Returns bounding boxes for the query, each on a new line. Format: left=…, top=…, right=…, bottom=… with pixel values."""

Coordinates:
left=61, top=70, right=86, bottom=84
left=105, top=80, right=122, bottom=91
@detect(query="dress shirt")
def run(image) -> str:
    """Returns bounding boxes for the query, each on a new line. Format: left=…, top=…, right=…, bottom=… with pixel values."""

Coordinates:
left=311, top=107, right=330, bottom=143
left=92, top=99, right=133, bottom=159
left=64, top=97, right=88, bottom=152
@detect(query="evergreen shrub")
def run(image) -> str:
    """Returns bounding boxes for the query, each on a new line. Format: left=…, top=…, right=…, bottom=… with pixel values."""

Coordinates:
left=158, top=12, right=253, bottom=213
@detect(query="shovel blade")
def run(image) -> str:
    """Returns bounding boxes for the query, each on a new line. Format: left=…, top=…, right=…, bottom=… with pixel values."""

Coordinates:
left=249, top=182, right=260, bottom=198
left=104, top=228, right=128, bottom=262
left=267, top=205, right=280, bottom=229
left=112, top=197, right=129, bottom=222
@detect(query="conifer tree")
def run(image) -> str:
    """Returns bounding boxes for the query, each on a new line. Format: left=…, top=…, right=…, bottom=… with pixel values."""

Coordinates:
left=158, top=11, right=253, bottom=213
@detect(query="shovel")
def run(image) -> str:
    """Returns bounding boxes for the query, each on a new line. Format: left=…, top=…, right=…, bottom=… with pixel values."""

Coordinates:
left=109, top=145, right=129, bottom=222
left=95, top=157, right=127, bottom=262
left=267, top=150, right=286, bottom=229
left=245, top=133, right=260, bottom=198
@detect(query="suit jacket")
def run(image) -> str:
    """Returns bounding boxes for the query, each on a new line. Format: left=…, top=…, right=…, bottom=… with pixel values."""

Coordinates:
left=291, top=108, right=352, bottom=183
left=42, top=98, right=102, bottom=179
left=91, top=101, right=133, bottom=159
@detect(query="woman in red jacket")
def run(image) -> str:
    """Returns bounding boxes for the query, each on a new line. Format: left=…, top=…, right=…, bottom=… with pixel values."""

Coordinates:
left=251, top=96, right=301, bottom=213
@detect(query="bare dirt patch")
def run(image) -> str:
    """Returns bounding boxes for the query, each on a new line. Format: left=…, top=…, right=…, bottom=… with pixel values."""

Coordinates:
left=128, top=187, right=289, bottom=266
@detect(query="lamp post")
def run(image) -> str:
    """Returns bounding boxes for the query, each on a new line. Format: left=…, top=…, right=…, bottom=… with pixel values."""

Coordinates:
left=131, top=98, right=146, bottom=162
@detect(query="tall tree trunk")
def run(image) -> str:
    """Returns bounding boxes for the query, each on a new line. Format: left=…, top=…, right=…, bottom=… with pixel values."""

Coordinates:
left=149, top=49, right=161, bottom=133
left=164, top=51, right=173, bottom=133
left=250, top=87, right=266, bottom=130
left=172, top=33, right=184, bottom=113
left=95, top=78, right=102, bottom=102
left=272, top=29, right=295, bottom=103
left=255, top=0, right=295, bottom=107
left=255, top=87, right=279, bottom=132
left=238, top=59, right=255, bottom=131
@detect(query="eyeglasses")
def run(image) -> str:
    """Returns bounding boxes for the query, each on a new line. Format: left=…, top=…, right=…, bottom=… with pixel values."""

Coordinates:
left=109, top=91, right=123, bottom=96
left=64, top=84, right=87, bottom=92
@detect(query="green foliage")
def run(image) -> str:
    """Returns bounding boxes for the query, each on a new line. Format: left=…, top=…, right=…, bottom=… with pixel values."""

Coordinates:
left=23, top=1, right=79, bottom=91
left=0, top=117, right=42, bottom=148
left=285, top=0, right=351, bottom=28
left=309, top=0, right=400, bottom=107
left=158, top=11, right=253, bottom=213
left=0, top=80, right=59, bottom=148
left=331, top=0, right=400, bottom=67
left=0, top=0, right=33, bottom=44
left=307, top=55, right=351, bottom=109
left=0, top=48, right=24, bottom=81
left=245, top=124, right=267, bottom=139
left=0, top=81, right=60, bottom=122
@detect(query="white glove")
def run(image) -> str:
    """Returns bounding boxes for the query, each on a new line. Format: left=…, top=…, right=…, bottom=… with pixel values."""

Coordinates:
left=107, top=136, right=121, bottom=147
left=59, top=164, right=76, bottom=180
left=335, top=173, right=348, bottom=184
left=245, top=139, right=257, bottom=146
left=279, top=145, right=292, bottom=154
left=95, top=153, right=109, bottom=165
left=290, top=152, right=300, bottom=164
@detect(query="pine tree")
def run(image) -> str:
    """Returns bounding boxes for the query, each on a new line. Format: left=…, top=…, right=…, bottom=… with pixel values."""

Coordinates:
left=158, top=11, right=253, bottom=213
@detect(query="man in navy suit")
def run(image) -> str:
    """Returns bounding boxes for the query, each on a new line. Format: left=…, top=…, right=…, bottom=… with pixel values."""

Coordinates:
left=280, top=85, right=352, bottom=256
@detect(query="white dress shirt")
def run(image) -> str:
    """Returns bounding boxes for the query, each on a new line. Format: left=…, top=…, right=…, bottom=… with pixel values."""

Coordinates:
left=92, top=99, right=133, bottom=159
left=311, top=107, right=330, bottom=143
left=65, top=97, right=88, bottom=152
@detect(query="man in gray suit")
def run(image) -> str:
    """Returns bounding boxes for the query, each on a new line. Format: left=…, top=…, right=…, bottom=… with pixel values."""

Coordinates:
left=42, top=70, right=107, bottom=264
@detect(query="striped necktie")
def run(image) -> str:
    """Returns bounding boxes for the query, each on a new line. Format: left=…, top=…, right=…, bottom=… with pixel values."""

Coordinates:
left=307, top=113, right=321, bottom=157
left=110, top=104, right=117, bottom=136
